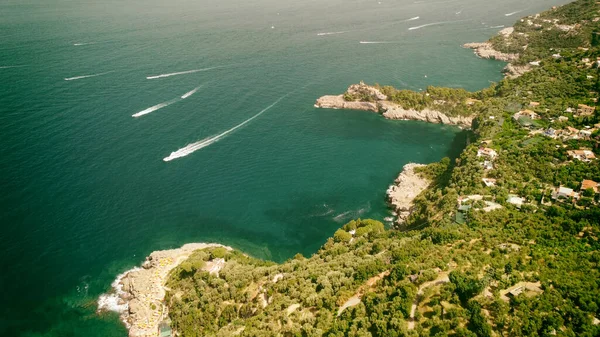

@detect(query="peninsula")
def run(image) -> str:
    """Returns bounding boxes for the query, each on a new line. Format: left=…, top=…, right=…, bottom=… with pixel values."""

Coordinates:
left=103, top=1, right=600, bottom=336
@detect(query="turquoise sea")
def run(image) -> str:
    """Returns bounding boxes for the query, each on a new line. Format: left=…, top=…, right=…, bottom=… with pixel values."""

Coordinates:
left=0, top=0, right=569, bottom=335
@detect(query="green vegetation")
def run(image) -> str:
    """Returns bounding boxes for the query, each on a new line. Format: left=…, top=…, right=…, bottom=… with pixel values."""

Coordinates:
left=165, top=1, right=600, bottom=336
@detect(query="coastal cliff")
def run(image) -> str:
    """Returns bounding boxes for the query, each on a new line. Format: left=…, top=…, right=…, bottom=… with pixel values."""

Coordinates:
left=386, top=163, right=430, bottom=226
left=315, top=83, right=474, bottom=128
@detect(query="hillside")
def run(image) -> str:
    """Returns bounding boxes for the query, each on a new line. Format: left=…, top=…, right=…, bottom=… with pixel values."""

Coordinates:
left=164, top=1, right=600, bottom=336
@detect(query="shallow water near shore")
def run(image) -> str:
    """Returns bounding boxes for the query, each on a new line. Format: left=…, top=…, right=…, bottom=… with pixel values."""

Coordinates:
left=0, top=0, right=570, bottom=335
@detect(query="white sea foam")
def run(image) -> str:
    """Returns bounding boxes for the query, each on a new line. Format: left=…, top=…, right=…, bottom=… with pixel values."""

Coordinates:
left=73, top=42, right=97, bottom=46
left=146, top=66, right=226, bottom=80
left=163, top=94, right=290, bottom=162
left=408, top=19, right=467, bottom=31
left=64, top=71, right=113, bottom=81
left=505, top=10, right=523, bottom=16
left=181, top=85, right=203, bottom=99
left=97, top=267, right=142, bottom=317
left=489, top=25, right=505, bottom=29
left=132, top=98, right=179, bottom=118
left=455, top=9, right=463, bottom=15
left=317, top=31, right=348, bottom=36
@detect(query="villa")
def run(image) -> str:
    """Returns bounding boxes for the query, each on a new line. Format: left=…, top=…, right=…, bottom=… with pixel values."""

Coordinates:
left=567, top=149, right=596, bottom=162
left=477, top=147, right=498, bottom=159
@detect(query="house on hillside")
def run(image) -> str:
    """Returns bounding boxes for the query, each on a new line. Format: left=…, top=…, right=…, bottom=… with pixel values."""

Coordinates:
left=552, top=186, right=580, bottom=200
left=514, top=109, right=539, bottom=120
left=567, top=149, right=597, bottom=162
left=581, top=180, right=599, bottom=194
left=477, top=147, right=498, bottom=159
left=580, top=129, right=593, bottom=139
left=482, top=161, right=494, bottom=170
left=544, top=128, right=557, bottom=138
left=482, top=178, right=497, bottom=187
left=577, top=104, right=596, bottom=116
left=507, top=195, right=525, bottom=208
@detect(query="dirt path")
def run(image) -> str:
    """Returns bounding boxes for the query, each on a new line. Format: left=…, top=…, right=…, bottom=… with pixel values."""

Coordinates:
left=407, top=273, right=450, bottom=330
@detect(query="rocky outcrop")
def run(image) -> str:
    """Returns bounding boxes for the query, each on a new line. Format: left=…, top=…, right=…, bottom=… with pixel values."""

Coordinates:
left=315, top=95, right=378, bottom=112
left=462, top=42, right=519, bottom=62
left=503, top=63, right=533, bottom=78
left=386, top=163, right=430, bottom=226
left=380, top=102, right=473, bottom=127
left=315, top=84, right=474, bottom=128
left=98, top=243, right=232, bottom=337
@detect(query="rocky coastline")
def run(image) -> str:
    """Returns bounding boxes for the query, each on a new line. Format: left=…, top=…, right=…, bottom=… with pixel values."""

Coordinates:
left=98, top=243, right=232, bottom=337
left=462, top=27, right=533, bottom=79
left=386, top=163, right=430, bottom=227
left=314, top=84, right=474, bottom=128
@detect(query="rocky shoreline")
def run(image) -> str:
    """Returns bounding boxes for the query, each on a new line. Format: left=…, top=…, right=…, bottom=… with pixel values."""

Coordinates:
left=98, top=243, right=232, bottom=337
left=314, top=84, right=474, bottom=128
left=462, top=27, right=533, bottom=79
left=386, top=163, right=430, bottom=226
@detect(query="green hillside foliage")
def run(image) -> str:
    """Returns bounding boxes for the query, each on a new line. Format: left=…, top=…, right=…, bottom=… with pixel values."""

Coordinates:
left=165, top=1, right=600, bottom=336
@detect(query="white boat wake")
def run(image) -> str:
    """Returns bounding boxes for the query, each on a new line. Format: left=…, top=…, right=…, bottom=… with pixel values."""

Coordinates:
left=163, top=93, right=290, bottom=162
left=132, top=98, right=180, bottom=118
left=407, top=16, right=420, bottom=21
left=317, top=31, right=348, bottom=36
left=409, top=19, right=467, bottom=31
left=146, top=66, right=228, bottom=80
left=505, top=10, right=523, bottom=16
left=73, top=42, right=97, bottom=46
left=0, top=65, right=26, bottom=69
left=64, top=71, right=114, bottom=81
left=359, top=41, right=396, bottom=44
left=181, top=85, right=203, bottom=99
left=132, top=85, right=205, bottom=118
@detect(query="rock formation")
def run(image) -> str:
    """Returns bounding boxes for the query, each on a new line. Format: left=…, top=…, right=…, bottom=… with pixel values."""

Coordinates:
left=315, top=83, right=474, bottom=128
left=386, top=163, right=430, bottom=226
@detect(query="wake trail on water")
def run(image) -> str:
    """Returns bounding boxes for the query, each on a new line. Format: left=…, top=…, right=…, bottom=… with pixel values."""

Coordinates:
left=133, top=85, right=206, bottom=118
left=163, top=93, right=291, bottom=162
left=64, top=71, right=114, bottom=81
left=408, top=19, right=468, bottom=31
left=146, top=66, right=229, bottom=80
left=132, top=98, right=180, bottom=118
left=505, top=10, right=524, bottom=16
left=181, top=85, right=204, bottom=99
left=317, top=31, right=348, bottom=36
left=0, top=65, right=26, bottom=69
left=359, top=41, right=397, bottom=44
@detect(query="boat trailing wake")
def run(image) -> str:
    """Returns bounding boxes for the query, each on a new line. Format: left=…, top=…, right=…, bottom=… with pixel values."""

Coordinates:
left=406, top=16, right=420, bottom=21
left=64, top=71, right=114, bottom=81
left=317, top=31, right=348, bottom=36
left=163, top=93, right=290, bottom=162
left=0, top=65, right=26, bottom=69
left=73, top=42, right=98, bottom=46
left=132, top=98, right=179, bottom=118
left=132, top=85, right=205, bottom=118
left=146, top=66, right=228, bottom=80
left=359, top=41, right=396, bottom=44
left=181, top=85, right=203, bottom=99
left=505, top=10, right=523, bottom=16
left=408, top=19, right=468, bottom=31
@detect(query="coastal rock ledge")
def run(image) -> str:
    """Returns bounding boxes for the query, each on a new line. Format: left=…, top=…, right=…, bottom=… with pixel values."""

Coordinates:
left=386, top=163, right=430, bottom=226
left=315, top=84, right=474, bottom=128
left=98, top=243, right=232, bottom=337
